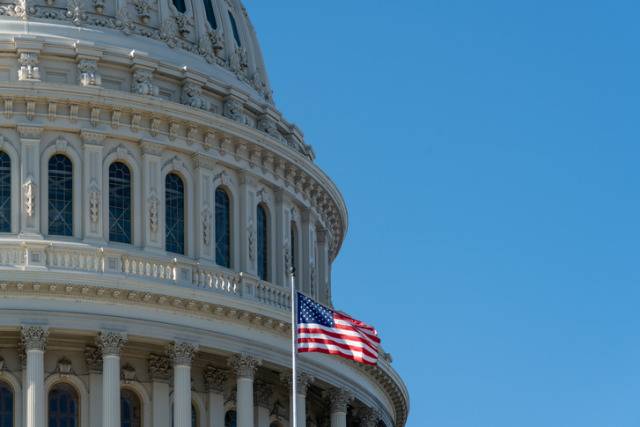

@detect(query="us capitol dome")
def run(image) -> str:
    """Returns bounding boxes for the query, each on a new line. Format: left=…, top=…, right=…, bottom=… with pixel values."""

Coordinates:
left=0, top=0, right=409, bottom=426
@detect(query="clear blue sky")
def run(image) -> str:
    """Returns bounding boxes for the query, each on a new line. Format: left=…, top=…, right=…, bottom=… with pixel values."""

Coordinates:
left=244, top=2, right=640, bottom=426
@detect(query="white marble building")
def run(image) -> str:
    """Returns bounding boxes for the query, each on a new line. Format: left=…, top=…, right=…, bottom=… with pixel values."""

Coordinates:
left=0, top=0, right=409, bottom=426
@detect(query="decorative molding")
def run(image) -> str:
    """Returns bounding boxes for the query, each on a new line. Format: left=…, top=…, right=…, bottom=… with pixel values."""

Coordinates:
left=20, top=326, right=49, bottom=351
left=97, top=331, right=127, bottom=356
left=166, top=341, right=198, bottom=366
left=228, top=353, right=261, bottom=380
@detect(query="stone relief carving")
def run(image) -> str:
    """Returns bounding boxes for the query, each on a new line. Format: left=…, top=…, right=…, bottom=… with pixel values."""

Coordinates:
left=247, top=219, right=255, bottom=261
left=131, top=0, right=151, bottom=24
left=203, top=365, right=228, bottom=392
left=174, top=14, right=193, bottom=37
left=148, top=192, right=159, bottom=232
left=148, top=353, right=171, bottom=380
left=257, top=115, right=283, bottom=141
left=131, top=68, right=158, bottom=96
left=57, top=357, right=73, bottom=376
left=23, top=177, right=36, bottom=217
left=223, top=98, right=245, bottom=124
left=121, top=363, right=137, bottom=382
left=89, top=181, right=100, bottom=224
left=18, top=52, right=40, bottom=81
left=84, top=345, right=103, bottom=371
left=66, top=0, right=85, bottom=26
left=181, top=81, right=208, bottom=110
left=92, top=0, right=104, bottom=14
left=254, top=381, right=272, bottom=408
left=202, top=207, right=212, bottom=246
left=229, top=46, right=248, bottom=76
left=78, top=58, right=101, bottom=86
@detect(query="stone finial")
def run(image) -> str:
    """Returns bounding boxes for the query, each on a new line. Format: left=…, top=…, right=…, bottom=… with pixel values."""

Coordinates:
left=327, top=388, right=353, bottom=413
left=254, top=380, right=272, bottom=408
left=227, top=353, right=261, bottom=380
left=166, top=342, right=198, bottom=366
left=97, top=331, right=127, bottom=356
left=280, top=372, right=315, bottom=396
left=84, top=345, right=103, bottom=372
left=148, top=353, right=171, bottom=381
left=203, top=365, right=228, bottom=392
left=20, top=326, right=49, bottom=351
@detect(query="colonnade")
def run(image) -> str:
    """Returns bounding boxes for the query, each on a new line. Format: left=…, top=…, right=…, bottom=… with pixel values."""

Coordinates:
left=19, top=326, right=361, bottom=427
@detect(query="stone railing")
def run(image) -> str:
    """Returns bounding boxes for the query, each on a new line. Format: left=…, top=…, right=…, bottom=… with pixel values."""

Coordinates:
left=0, top=241, right=291, bottom=313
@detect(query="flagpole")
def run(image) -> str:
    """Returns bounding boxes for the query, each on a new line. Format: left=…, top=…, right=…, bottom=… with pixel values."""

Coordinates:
left=289, top=266, right=298, bottom=427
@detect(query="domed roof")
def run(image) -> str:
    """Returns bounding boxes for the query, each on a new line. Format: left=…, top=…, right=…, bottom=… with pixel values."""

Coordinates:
left=0, top=0, right=272, bottom=104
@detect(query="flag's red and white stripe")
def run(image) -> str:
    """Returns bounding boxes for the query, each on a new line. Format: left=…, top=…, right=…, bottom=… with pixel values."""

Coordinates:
left=297, top=311, right=381, bottom=365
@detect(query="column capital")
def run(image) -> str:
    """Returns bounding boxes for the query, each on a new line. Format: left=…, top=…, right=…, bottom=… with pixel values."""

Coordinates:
left=148, top=353, right=171, bottom=381
left=20, top=325, right=49, bottom=351
left=203, top=364, right=228, bottom=392
left=253, top=380, right=272, bottom=408
left=97, top=331, right=127, bottom=356
left=359, top=408, right=381, bottom=427
left=328, top=387, right=353, bottom=414
left=227, top=353, right=261, bottom=380
left=167, top=341, right=198, bottom=366
left=280, top=371, right=315, bottom=396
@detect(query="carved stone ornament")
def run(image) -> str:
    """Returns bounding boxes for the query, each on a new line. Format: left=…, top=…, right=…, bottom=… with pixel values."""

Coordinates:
left=66, top=0, right=86, bottom=26
left=20, top=326, right=49, bottom=351
left=18, top=52, right=40, bottom=81
left=181, top=81, right=208, bottom=110
left=0, top=356, right=4, bottom=371
left=148, top=353, right=171, bottom=381
left=360, top=409, right=381, bottom=427
left=89, top=181, right=100, bottom=224
left=23, top=177, right=36, bottom=217
left=148, top=192, right=159, bottom=232
left=281, top=372, right=315, bottom=396
left=166, top=341, right=198, bottom=366
left=131, top=68, right=158, bottom=96
left=57, top=357, right=73, bottom=376
left=257, top=115, right=283, bottom=141
left=223, top=98, right=245, bottom=123
left=227, top=353, right=261, bottom=379
left=254, top=381, right=272, bottom=408
left=121, top=363, right=137, bottom=383
left=203, top=364, right=228, bottom=392
left=97, top=331, right=127, bottom=356
left=131, top=0, right=151, bottom=24
left=229, top=46, right=248, bottom=76
left=247, top=222, right=255, bottom=262
left=78, top=58, right=101, bottom=86
left=84, top=345, right=103, bottom=372
left=202, top=207, right=212, bottom=246
left=328, top=388, right=353, bottom=413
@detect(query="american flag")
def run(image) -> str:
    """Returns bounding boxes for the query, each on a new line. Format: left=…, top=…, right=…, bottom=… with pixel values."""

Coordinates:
left=296, top=292, right=380, bottom=365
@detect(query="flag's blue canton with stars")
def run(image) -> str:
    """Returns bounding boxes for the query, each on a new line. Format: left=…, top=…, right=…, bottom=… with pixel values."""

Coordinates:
left=297, top=292, right=334, bottom=327
left=295, top=292, right=381, bottom=365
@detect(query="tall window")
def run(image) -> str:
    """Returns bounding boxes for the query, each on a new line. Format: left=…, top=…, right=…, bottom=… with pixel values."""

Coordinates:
left=202, top=0, right=217, bottom=29
left=224, top=411, right=236, bottom=427
left=290, top=222, right=297, bottom=275
left=172, top=0, right=186, bottom=13
left=48, top=154, right=73, bottom=236
left=165, top=173, right=185, bottom=255
left=256, top=204, right=268, bottom=281
left=228, top=12, right=241, bottom=46
left=0, top=152, right=11, bottom=233
left=0, top=381, right=13, bottom=427
left=109, top=162, right=132, bottom=244
left=215, top=187, right=231, bottom=268
left=48, top=384, right=79, bottom=427
left=121, top=389, right=141, bottom=427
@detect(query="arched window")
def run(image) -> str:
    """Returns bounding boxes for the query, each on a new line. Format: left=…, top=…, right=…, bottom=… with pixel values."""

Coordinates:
left=290, top=221, right=297, bottom=276
left=202, top=0, right=217, bottom=29
left=0, top=152, right=11, bottom=233
left=165, top=173, right=185, bottom=255
left=228, top=12, right=241, bottom=46
left=109, top=162, right=132, bottom=244
left=257, top=204, right=269, bottom=281
left=172, top=0, right=186, bottom=13
left=121, top=389, right=141, bottom=427
left=48, top=383, right=79, bottom=427
left=48, top=154, right=73, bottom=236
left=224, top=410, right=236, bottom=427
left=0, top=381, right=13, bottom=427
left=191, top=403, right=198, bottom=427
left=215, top=187, right=231, bottom=268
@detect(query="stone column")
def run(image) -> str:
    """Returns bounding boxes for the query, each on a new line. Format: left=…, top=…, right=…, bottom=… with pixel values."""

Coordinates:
left=203, top=365, right=228, bottom=427
left=97, top=332, right=127, bottom=427
left=168, top=342, right=198, bottom=427
left=228, top=353, right=261, bottom=427
left=21, top=326, right=48, bottom=427
left=148, top=353, right=172, bottom=427
left=85, top=345, right=103, bottom=427
left=254, top=381, right=272, bottom=427
left=281, top=372, right=314, bottom=427
left=328, top=388, right=352, bottom=427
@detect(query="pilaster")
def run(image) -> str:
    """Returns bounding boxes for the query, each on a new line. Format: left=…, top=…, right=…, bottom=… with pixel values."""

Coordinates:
left=193, top=155, right=215, bottom=261
left=81, top=131, right=106, bottom=242
left=17, top=126, right=43, bottom=237
left=149, top=353, right=171, bottom=427
left=141, top=141, right=163, bottom=251
left=238, top=173, right=257, bottom=275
